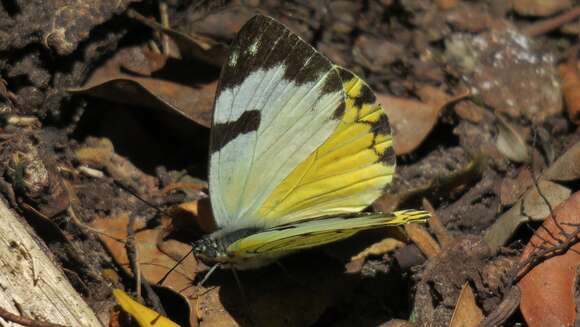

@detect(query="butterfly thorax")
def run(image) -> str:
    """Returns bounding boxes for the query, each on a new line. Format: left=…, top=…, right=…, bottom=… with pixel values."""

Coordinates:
left=192, top=227, right=283, bottom=269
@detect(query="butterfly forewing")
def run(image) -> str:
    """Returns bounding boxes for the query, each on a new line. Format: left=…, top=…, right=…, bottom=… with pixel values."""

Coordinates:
left=209, top=15, right=345, bottom=227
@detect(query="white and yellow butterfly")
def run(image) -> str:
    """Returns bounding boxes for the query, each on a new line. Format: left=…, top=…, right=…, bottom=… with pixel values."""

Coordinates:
left=192, top=15, right=429, bottom=270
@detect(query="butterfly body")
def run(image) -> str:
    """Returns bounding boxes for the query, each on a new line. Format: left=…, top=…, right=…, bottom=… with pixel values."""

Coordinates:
left=193, top=15, right=429, bottom=270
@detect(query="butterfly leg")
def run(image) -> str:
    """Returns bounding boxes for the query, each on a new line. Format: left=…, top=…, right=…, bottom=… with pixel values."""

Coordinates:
left=230, top=267, right=257, bottom=326
left=197, top=263, right=220, bottom=287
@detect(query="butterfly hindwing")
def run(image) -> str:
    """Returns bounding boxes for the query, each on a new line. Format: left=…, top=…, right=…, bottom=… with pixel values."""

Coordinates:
left=209, top=15, right=345, bottom=227
left=226, top=210, right=429, bottom=258
left=256, top=69, right=396, bottom=226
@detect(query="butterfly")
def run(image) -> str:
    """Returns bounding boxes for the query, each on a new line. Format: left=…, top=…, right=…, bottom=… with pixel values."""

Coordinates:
left=192, top=15, right=430, bottom=271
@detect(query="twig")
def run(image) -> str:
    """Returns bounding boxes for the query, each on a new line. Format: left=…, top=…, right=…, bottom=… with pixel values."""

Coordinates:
left=159, top=1, right=170, bottom=55
left=514, top=226, right=580, bottom=283
left=66, top=206, right=125, bottom=243
left=530, top=129, right=568, bottom=238
left=477, top=286, right=521, bottom=327
left=0, top=306, right=68, bottom=327
left=422, top=198, right=453, bottom=247
left=523, top=6, right=580, bottom=37
left=126, top=214, right=141, bottom=297
left=125, top=213, right=167, bottom=316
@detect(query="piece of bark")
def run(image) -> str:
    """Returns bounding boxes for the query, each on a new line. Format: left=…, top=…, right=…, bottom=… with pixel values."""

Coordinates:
left=0, top=200, right=102, bottom=326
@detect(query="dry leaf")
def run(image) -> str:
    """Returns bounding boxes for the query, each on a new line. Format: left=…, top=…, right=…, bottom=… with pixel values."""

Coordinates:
left=518, top=191, right=580, bottom=327
left=127, top=10, right=227, bottom=67
left=449, top=283, right=484, bottom=327
left=68, top=46, right=216, bottom=128
left=436, top=0, right=460, bottom=10
left=495, top=114, right=530, bottom=163
left=500, top=168, right=533, bottom=206
left=379, top=86, right=468, bottom=155
left=484, top=179, right=571, bottom=253
left=559, top=61, right=580, bottom=125
left=353, top=36, right=404, bottom=72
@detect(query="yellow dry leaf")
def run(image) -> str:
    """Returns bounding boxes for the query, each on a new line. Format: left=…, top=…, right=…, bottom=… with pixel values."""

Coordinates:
left=351, top=238, right=404, bottom=261
left=113, top=289, right=181, bottom=327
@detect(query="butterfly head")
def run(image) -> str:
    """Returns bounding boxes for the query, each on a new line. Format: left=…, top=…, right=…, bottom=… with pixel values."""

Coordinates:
left=192, top=227, right=283, bottom=269
left=191, top=236, right=229, bottom=265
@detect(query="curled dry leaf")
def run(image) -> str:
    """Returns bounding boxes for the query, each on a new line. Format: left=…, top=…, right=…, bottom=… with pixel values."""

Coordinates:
left=559, top=61, right=580, bottom=125
left=518, top=191, right=580, bottom=327
left=495, top=114, right=530, bottom=163
left=379, top=85, right=469, bottom=155
left=484, top=179, right=571, bottom=254
left=68, top=46, right=216, bottom=128
left=449, top=283, right=484, bottom=327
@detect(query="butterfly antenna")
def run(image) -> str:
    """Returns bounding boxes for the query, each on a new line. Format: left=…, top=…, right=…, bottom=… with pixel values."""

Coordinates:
left=157, top=247, right=195, bottom=286
left=113, top=180, right=169, bottom=216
